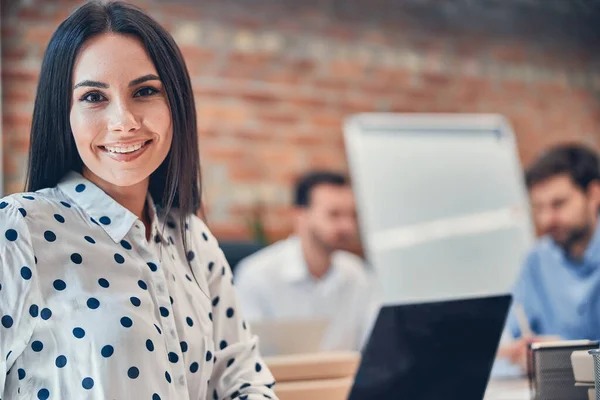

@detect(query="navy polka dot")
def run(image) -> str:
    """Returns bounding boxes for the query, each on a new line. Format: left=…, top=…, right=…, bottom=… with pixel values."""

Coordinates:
left=160, top=307, right=169, bottom=317
left=153, top=394, right=161, bottom=400
left=34, top=256, right=37, bottom=264
left=2, top=315, right=13, bottom=328
left=170, top=296, right=174, bottom=305
left=120, top=239, right=132, bottom=250
left=75, top=183, right=86, bottom=192
left=82, top=377, right=94, bottom=390
left=147, top=262, right=158, bottom=272
left=227, top=308, right=235, bottom=318
left=208, top=262, right=214, bottom=272
left=29, top=304, right=39, bottom=317
left=18, top=208, right=27, bottom=217
left=44, top=230, right=56, bottom=242
left=18, top=368, right=26, bottom=380
left=0, top=201, right=7, bottom=209
left=128, top=366, right=139, bottom=379
left=146, top=339, right=154, bottom=352
left=73, top=327, right=85, bottom=338
left=53, top=279, right=66, bottom=291
left=212, top=296, right=220, bottom=307
left=41, top=308, right=52, bottom=320
left=22, top=195, right=34, bottom=200
left=138, top=280, right=147, bottom=290
left=190, top=362, right=199, bottom=373
left=114, top=253, right=125, bottom=264
left=185, top=274, right=193, bottom=282
left=186, top=317, right=194, bottom=327
left=84, top=235, right=95, bottom=244
left=220, top=340, right=228, bottom=350
left=240, top=383, right=251, bottom=390
left=60, top=201, right=71, bottom=208
left=231, top=391, right=240, bottom=398
left=70, top=253, right=83, bottom=264
left=154, top=324, right=162, bottom=335
left=98, top=278, right=110, bottom=288
left=121, top=317, right=133, bottom=328
left=243, top=321, right=247, bottom=330
left=31, top=341, right=43, bottom=352
left=5, top=350, right=11, bottom=360
left=55, top=355, right=67, bottom=368
left=53, top=214, right=65, bottom=223
left=87, top=297, right=100, bottom=309
left=213, top=389, right=218, bottom=400
left=101, top=345, right=114, bottom=358
left=165, top=371, right=172, bottom=383
left=187, top=251, right=195, bottom=261
left=202, top=232, right=209, bottom=241
left=91, top=217, right=99, bottom=225
left=154, top=235, right=162, bottom=243
left=222, top=266, right=226, bottom=276
left=20, top=266, right=32, bottom=280
left=99, top=216, right=111, bottom=225
left=168, top=352, right=179, bottom=363
left=227, top=358, right=235, bottom=368
left=6, top=229, right=18, bottom=241
left=130, top=297, right=141, bottom=307
left=180, top=341, right=188, bottom=353
left=209, top=312, right=213, bottom=322
left=37, top=388, right=50, bottom=399
left=255, top=363, right=262, bottom=372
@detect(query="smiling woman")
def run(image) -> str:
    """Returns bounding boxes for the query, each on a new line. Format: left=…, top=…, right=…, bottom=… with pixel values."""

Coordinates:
left=0, top=2, right=277, bottom=400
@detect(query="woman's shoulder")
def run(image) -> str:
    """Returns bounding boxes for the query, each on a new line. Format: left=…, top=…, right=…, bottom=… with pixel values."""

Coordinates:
left=2, top=187, right=76, bottom=224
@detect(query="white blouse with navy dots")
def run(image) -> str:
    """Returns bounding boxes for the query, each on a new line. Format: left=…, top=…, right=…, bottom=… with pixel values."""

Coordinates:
left=0, top=171, right=276, bottom=400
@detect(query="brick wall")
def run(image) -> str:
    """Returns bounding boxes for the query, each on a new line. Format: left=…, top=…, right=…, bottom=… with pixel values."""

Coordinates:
left=2, top=0, right=600, bottom=242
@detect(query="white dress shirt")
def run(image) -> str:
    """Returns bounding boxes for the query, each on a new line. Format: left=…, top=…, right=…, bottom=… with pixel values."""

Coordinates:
left=0, top=171, right=276, bottom=400
left=234, top=237, right=378, bottom=352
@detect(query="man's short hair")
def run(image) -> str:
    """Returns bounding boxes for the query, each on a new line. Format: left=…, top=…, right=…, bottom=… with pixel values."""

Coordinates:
left=525, top=143, right=600, bottom=191
left=294, top=171, right=348, bottom=207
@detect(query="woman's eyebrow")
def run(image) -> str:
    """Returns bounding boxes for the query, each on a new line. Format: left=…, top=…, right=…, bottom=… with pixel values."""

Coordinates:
left=73, top=80, right=109, bottom=90
left=73, top=74, right=160, bottom=90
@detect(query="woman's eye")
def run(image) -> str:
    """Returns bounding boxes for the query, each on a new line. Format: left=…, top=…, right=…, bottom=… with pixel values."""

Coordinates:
left=134, top=87, right=159, bottom=97
left=81, top=92, right=106, bottom=103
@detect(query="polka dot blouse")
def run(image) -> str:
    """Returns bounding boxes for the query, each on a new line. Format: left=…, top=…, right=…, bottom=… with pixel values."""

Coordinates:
left=0, top=171, right=276, bottom=400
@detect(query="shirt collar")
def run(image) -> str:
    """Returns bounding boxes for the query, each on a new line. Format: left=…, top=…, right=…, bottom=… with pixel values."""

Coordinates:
left=280, top=236, right=338, bottom=283
left=57, top=171, right=140, bottom=243
left=583, top=219, right=600, bottom=265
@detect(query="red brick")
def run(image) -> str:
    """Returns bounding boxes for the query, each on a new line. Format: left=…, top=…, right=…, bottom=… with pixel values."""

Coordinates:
left=257, top=109, right=301, bottom=125
left=327, top=61, right=365, bottom=79
left=490, top=44, right=528, bottom=64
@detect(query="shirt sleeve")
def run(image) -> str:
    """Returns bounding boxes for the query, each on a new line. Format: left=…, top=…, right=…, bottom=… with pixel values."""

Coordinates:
left=190, top=220, right=277, bottom=400
left=505, top=249, right=541, bottom=339
left=0, top=199, right=41, bottom=399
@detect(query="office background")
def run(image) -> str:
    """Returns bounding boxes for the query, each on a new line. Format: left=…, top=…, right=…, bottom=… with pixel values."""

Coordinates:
left=1, top=0, right=600, bottom=246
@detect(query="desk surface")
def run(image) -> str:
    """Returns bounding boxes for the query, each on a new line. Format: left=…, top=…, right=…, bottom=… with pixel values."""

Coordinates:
left=484, top=379, right=529, bottom=400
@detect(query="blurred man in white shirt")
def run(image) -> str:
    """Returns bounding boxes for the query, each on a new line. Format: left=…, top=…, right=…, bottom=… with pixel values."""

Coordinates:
left=235, top=171, right=378, bottom=352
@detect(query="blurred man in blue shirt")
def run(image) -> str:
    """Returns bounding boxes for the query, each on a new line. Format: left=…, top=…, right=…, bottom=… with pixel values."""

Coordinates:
left=498, top=144, right=600, bottom=368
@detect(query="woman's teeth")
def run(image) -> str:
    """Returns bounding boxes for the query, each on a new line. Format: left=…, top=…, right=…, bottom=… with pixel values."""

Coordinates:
left=104, top=142, right=147, bottom=153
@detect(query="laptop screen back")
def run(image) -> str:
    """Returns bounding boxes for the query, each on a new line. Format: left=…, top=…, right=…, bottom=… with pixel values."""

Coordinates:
left=349, top=294, right=512, bottom=400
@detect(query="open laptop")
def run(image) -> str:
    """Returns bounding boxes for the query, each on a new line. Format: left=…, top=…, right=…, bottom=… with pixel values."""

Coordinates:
left=348, top=294, right=512, bottom=400
left=251, top=318, right=329, bottom=357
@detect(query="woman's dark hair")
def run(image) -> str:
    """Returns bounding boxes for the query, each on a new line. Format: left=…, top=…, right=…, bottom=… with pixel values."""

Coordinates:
left=525, top=143, right=600, bottom=192
left=294, top=171, right=348, bottom=207
left=26, top=1, right=200, bottom=239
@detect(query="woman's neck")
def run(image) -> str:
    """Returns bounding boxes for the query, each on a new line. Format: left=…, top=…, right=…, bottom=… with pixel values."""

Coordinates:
left=82, top=168, right=151, bottom=234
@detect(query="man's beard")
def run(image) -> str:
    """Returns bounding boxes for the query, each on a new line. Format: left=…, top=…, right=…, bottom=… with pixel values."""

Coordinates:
left=550, top=223, right=592, bottom=257
left=308, top=228, right=350, bottom=254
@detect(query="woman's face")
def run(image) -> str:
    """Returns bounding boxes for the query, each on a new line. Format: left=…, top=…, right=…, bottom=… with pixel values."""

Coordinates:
left=70, top=33, right=172, bottom=189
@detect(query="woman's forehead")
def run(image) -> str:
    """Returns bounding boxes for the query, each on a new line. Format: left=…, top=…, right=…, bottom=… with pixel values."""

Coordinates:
left=72, top=33, right=158, bottom=82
